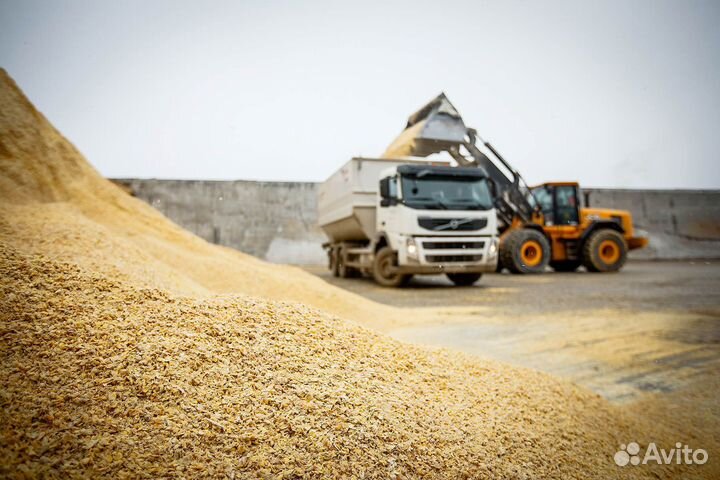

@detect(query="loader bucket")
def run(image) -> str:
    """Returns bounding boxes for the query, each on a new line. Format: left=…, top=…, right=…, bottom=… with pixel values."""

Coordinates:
left=383, top=93, right=468, bottom=158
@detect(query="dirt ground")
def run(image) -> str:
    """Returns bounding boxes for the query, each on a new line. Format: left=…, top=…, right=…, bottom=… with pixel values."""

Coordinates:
left=305, top=260, right=720, bottom=404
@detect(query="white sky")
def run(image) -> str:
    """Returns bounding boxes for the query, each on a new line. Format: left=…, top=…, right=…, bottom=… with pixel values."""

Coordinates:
left=1, top=0, right=719, bottom=188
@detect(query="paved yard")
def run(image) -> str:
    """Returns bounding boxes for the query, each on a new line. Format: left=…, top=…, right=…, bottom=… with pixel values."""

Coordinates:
left=305, top=261, right=720, bottom=403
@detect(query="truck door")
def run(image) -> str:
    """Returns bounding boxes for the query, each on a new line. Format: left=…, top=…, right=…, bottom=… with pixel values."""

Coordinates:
left=378, top=175, right=399, bottom=234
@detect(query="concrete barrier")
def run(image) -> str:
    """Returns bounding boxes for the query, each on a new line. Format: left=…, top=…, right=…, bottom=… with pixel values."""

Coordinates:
left=112, top=179, right=720, bottom=264
left=113, top=179, right=328, bottom=265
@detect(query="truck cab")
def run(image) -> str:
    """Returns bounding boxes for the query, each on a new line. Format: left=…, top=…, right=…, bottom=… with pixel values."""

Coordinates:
left=318, top=158, right=499, bottom=287
left=373, top=164, right=498, bottom=285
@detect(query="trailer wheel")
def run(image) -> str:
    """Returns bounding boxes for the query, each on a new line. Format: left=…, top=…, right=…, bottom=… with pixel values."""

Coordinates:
left=336, top=245, right=358, bottom=278
left=500, top=229, right=551, bottom=274
left=372, top=247, right=409, bottom=287
left=550, top=260, right=581, bottom=272
left=330, top=248, right=340, bottom=277
left=337, top=255, right=349, bottom=278
left=446, top=273, right=482, bottom=286
left=582, top=229, right=627, bottom=272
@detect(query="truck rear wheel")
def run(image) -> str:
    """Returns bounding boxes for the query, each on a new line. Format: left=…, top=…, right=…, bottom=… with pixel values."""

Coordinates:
left=446, top=273, right=482, bottom=286
left=582, top=229, right=627, bottom=272
left=372, top=247, right=410, bottom=287
left=337, top=245, right=359, bottom=278
left=338, top=255, right=350, bottom=278
left=500, top=229, right=551, bottom=274
left=330, top=248, right=340, bottom=277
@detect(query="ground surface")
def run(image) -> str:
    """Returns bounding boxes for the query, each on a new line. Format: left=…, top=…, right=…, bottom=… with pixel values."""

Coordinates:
left=305, top=261, right=720, bottom=403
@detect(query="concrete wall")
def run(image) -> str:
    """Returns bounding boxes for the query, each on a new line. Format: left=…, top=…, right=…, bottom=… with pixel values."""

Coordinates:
left=113, top=179, right=720, bottom=263
left=113, top=179, right=328, bottom=264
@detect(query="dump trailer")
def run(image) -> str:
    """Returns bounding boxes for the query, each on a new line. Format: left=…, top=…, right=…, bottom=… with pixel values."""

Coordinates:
left=383, top=94, right=648, bottom=273
left=318, top=157, right=499, bottom=287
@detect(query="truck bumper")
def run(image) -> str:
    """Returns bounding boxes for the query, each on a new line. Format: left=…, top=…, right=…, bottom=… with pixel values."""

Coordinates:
left=397, top=235, right=498, bottom=275
left=395, top=263, right=497, bottom=275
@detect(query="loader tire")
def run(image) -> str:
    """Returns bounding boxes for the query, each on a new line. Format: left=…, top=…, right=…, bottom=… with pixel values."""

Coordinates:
left=582, top=229, right=627, bottom=273
left=446, top=273, right=482, bottom=286
left=372, top=247, right=410, bottom=287
left=550, top=260, right=581, bottom=272
left=500, top=229, right=551, bottom=274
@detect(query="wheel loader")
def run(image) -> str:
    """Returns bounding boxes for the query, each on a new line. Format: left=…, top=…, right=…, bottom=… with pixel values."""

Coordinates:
left=383, top=94, right=648, bottom=273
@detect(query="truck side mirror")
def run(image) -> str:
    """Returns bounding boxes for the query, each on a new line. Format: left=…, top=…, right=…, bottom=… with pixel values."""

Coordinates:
left=379, top=177, right=397, bottom=207
left=379, top=177, right=391, bottom=199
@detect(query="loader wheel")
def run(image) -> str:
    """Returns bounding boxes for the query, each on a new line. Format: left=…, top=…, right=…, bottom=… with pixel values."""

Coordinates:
left=500, top=229, right=551, bottom=274
left=372, top=247, right=410, bottom=287
left=550, top=260, right=581, bottom=272
left=582, top=229, right=627, bottom=272
left=446, top=273, right=482, bottom=286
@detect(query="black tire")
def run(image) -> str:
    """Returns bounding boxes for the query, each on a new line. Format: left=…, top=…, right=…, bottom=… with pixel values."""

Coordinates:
left=446, top=273, right=482, bottom=286
left=499, top=229, right=551, bottom=274
left=582, top=229, right=627, bottom=273
left=336, top=246, right=349, bottom=278
left=372, top=247, right=409, bottom=287
left=550, top=260, right=581, bottom=272
left=337, top=256, right=350, bottom=278
left=336, top=245, right=358, bottom=278
left=330, top=248, right=340, bottom=277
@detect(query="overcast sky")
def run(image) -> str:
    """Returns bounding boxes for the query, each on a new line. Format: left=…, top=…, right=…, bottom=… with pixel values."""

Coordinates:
left=1, top=0, right=719, bottom=188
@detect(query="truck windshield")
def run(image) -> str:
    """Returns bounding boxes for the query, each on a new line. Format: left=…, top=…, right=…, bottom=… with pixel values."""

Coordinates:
left=400, top=175, right=493, bottom=210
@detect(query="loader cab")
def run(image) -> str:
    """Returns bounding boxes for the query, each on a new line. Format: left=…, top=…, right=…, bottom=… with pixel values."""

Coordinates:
left=530, top=182, right=580, bottom=227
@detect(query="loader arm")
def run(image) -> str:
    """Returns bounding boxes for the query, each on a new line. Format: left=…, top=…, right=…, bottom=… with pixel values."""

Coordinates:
left=383, top=93, right=537, bottom=228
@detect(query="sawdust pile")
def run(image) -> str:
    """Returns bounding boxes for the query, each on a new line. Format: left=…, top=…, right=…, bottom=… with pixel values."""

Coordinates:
left=0, top=69, right=678, bottom=478
left=0, top=70, right=397, bottom=329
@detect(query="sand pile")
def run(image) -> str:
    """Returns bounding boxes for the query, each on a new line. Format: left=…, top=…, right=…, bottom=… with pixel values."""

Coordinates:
left=0, top=69, right=687, bottom=478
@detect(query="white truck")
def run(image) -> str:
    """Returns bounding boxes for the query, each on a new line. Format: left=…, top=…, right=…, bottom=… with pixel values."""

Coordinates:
left=318, top=157, right=499, bottom=287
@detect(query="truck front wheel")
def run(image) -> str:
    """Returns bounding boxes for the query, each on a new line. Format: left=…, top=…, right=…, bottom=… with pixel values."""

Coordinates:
left=446, top=273, right=482, bottom=286
left=372, top=247, right=410, bottom=287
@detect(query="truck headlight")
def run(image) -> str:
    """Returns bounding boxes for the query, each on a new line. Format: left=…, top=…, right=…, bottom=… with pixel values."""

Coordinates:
left=407, top=237, right=418, bottom=259
left=488, top=238, right=498, bottom=258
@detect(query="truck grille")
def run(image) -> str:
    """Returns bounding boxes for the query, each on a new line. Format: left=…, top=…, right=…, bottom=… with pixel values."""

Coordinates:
left=418, top=217, right=488, bottom=231
left=426, top=254, right=483, bottom=263
left=422, top=241, right=485, bottom=250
